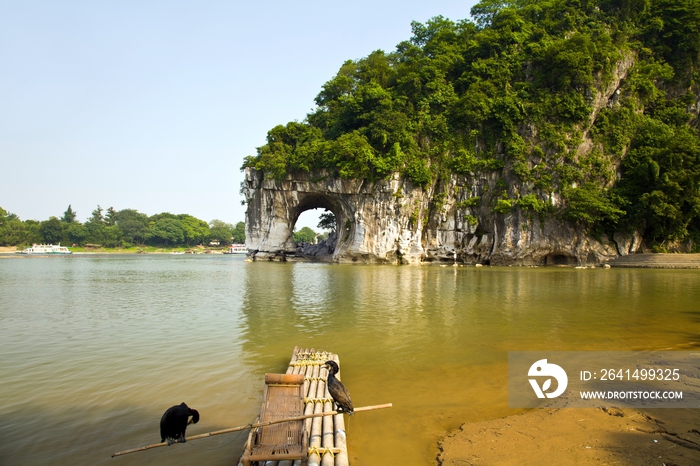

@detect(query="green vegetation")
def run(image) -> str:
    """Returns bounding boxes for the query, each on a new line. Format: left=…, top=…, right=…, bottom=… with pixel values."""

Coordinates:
left=293, top=226, right=317, bottom=244
left=243, top=0, right=700, bottom=249
left=0, top=205, right=245, bottom=249
left=317, top=212, right=337, bottom=231
left=493, top=198, right=515, bottom=214
left=291, top=212, right=336, bottom=245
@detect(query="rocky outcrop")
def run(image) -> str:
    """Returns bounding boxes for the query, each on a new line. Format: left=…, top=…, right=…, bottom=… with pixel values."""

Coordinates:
left=242, top=168, right=428, bottom=263
left=241, top=51, right=649, bottom=265
left=242, top=167, right=641, bottom=265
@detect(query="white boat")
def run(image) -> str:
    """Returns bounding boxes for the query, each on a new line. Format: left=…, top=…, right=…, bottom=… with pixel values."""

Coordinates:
left=224, top=244, right=247, bottom=254
left=16, top=244, right=72, bottom=255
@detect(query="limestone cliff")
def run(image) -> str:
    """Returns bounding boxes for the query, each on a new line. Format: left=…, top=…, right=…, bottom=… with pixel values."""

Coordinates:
left=242, top=167, right=640, bottom=265
left=241, top=50, right=645, bottom=265
left=242, top=2, right=700, bottom=261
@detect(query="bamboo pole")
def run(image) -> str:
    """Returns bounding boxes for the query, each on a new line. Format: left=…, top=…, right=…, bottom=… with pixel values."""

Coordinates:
left=331, top=355, right=349, bottom=466
left=308, top=361, right=327, bottom=466
left=333, top=412, right=349, bottom=466
left=321, top=374, right=335, bottom=466
left=111, top=404, right=391, bottom=458
left=296, top=349, right=316, bottom=466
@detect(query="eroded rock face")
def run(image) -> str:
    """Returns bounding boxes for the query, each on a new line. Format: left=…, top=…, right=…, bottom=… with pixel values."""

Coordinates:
left=242, top=167, right=639, bottom=265
left=241, top=52, right=648, bottom=265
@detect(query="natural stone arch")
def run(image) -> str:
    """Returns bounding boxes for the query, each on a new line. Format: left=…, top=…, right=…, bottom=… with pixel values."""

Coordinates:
left=241, top=167, right=626, bottom=265
left=242, top=168, right=433, bottom=263
left=242, top=169, right=365, bottom=262
left=292, top=193, right=342, bottom=235
left=291, top=193, right=347, bottom=260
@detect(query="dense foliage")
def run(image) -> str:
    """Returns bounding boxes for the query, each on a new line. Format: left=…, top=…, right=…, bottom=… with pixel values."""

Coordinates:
left=292, top=226, right=317, bottom=244
left=0, top=205, right=245, bottom=248
left=244, top=0, right=700, bottom=250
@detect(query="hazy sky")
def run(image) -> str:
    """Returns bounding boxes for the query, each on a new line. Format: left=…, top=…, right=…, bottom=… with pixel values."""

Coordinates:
left=1, top=0, right=478, bottom=230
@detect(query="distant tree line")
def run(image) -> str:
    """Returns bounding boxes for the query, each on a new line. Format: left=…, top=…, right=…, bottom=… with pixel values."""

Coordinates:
left=0, top=205, right=245, bottom=248
left=292, top=211, right=335, bottom=244
left=293, top=226, right=318, bottom=244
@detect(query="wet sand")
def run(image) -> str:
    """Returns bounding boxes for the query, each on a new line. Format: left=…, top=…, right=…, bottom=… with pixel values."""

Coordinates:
left=438, top=407, right=700, bottom=465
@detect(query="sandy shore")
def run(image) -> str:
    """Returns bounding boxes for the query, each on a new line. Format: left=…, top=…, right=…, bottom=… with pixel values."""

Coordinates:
left=438, top=407, right=700, bottom=465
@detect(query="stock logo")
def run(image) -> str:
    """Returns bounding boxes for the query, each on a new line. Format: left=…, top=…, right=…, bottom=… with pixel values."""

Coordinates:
left=528, top=359, right=568, bottom=399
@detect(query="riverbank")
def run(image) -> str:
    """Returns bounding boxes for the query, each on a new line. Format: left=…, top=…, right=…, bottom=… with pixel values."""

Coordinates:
left=607, top=253, right=700, bottom=268
left=437, top=407, right=700, bottom=465
left=3, top=246, right=700, bottom=266
left=0, top=245, right=227, bottom=254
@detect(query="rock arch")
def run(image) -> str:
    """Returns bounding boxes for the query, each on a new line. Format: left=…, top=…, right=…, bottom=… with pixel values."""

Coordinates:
left=241, top=167, right=630, bottom=265
left=290, top=194, right=345, bottom=259
left=292, top=193, right=341, bottom=234
left=242, top=169, right=356, bottom=261
left=242, top=168, right=428, bottom=263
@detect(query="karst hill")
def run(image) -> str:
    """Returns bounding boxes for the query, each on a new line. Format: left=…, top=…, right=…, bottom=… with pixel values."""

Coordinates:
left=243, top=0, right=700, bottom=264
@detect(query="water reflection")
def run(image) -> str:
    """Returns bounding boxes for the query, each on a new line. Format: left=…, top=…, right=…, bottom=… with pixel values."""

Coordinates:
left=0, top=257, right=698, bottom=465
left=235, top=264, right=700, bottom=464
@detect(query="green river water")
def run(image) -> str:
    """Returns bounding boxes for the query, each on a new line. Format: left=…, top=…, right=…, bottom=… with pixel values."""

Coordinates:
left=0, top=254, right=698, bottom=465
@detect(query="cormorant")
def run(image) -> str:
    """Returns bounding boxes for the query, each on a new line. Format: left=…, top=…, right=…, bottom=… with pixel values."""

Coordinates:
left=160, top=402, right=200, bottom=445
left=324, top=360, right=354, bottom=415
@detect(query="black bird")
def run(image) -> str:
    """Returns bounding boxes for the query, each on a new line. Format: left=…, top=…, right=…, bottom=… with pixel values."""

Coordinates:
left=160, top=402, right=200, bottom=445
left=324, top=360, right=354, bottom=415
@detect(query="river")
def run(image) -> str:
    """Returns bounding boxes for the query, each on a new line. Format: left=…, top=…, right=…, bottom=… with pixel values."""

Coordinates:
left=0, top=254, right=698, bottom=465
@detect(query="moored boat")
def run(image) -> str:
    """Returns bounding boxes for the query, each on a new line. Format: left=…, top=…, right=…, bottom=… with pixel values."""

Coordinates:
left=224, top=244, right=247, bottom=254
left=16, top=244, right=72, bottom=255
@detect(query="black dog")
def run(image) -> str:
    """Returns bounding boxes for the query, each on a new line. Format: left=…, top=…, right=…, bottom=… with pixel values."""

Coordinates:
left=160, top=402, right=200, bottom=445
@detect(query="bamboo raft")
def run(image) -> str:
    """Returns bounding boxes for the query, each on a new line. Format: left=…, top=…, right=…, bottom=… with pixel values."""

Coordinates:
left=112, top=347, right=391, bottom=461
left=238, top=346, right=351, bottom=466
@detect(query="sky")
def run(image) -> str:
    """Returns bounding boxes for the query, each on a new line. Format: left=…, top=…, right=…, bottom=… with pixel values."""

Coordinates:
left=1, top=0, right=479, bottom=230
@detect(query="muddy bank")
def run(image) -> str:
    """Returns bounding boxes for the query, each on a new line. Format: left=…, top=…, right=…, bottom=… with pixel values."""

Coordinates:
left=608, top=253, right=700, bottom=269
left=438, top=407, right=700, bottom=465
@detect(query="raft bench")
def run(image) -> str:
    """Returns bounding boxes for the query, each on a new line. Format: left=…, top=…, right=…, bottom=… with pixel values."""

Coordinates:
left=240, top=373, right=309, bottom=466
